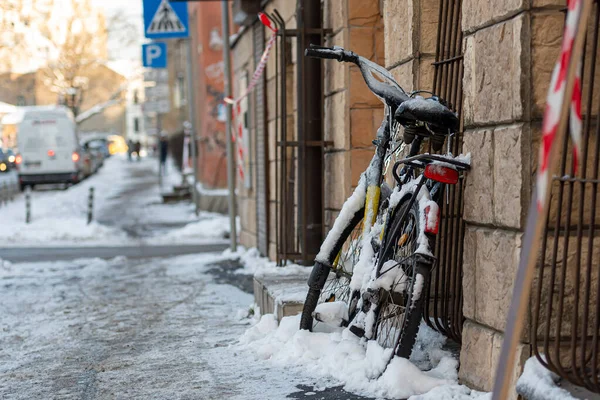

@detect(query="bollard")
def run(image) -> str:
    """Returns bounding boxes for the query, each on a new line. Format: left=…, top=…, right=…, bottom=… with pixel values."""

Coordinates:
left=25, top=191, right=31, bottom=224
left=4, top=181, right=10, bottom=203
left=87, top=187, right=94, bottom=225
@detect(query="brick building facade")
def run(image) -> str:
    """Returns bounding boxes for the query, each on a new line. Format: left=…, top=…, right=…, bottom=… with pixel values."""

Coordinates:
left=230, top=0, right=598, bottom=397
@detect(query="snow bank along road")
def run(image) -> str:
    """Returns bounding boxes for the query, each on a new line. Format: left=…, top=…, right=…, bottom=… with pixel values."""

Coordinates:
left=0, top=156, right=232, bottom=247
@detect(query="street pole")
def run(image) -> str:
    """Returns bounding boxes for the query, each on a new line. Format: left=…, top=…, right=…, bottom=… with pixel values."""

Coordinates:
left=157, top=113, right=163, bottom=186
left=221, top=0, right=237, bottom=251
left=185, top=38, right=199, bottom=216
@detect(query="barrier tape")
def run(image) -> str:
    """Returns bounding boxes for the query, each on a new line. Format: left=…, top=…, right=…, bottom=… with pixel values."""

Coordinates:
left=537, top=0, right=584, bottom=210
left=224, top=13, right=278, bottom=181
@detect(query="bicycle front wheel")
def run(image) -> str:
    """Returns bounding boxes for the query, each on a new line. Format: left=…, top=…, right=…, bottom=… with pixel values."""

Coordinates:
left=373, top=199, right=431, bottom=359
left=299, top=207, right=364, bottom=331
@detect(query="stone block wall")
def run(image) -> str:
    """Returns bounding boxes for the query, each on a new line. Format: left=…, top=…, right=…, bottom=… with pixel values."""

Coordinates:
left=458, top=0, right=568, bottom=397
left=232, top=1, right=593, bottom=396
left=321, top=0, right=386, bottom=231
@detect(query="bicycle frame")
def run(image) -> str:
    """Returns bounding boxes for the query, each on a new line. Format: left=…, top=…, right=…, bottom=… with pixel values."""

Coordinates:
left=360, top=106, right=394, bottom=239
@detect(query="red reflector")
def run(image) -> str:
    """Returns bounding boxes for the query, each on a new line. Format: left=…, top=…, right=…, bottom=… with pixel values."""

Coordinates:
left=47, top=149, right=55, bottom=157
left=424, top=204, right=440, bottom=234
left=424, top=163, right=459, bottom=184
left=72, top=152, right=80, bottom=162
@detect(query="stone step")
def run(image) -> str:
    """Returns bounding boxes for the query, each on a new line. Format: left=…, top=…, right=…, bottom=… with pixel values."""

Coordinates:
left=253, top=271, right=310, bottom=321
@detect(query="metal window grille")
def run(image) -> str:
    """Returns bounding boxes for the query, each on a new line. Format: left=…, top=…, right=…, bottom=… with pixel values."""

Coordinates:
left=268, top=2, right=330, bottom=266
left=531, top=3, right=600, bottom=392
left=253, top=22, right=269, bottom=256
left=424, top=0, right=466, bottom=344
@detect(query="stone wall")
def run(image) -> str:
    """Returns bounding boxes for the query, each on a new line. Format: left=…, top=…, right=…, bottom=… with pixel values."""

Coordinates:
left=231, top=1, right=589, bottom=397
left=322, top=0, right=386, bottom=230
left=458, top=1, right=568, bottom=397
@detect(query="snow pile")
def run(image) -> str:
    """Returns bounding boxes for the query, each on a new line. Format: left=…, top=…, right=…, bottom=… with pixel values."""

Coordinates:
left=229, top=247, right=310, bottom=278
left=239, top=313, right=489, bottom=399
left=0, top=157, right=130, bottom=246
left=516, top=356, right=578, bottom=400
left=156, top=212, right=235, bottom=243
left=409, top=385, right=491, bottom=399
left=0, top=217, right=127, bottom=245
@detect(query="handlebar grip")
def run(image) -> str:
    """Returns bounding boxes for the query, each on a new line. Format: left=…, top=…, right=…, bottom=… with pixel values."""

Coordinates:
left=304, top=47, right=341, bottom=60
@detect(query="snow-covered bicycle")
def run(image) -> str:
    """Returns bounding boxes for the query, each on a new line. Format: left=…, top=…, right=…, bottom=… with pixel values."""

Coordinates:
left=299, top=44, right=470, bottom=366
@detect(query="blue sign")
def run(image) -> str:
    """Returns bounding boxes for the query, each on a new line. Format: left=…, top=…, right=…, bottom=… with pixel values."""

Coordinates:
left=142, top=43, right=167, bottom=68
left=143, top=0, right=189, bottom=39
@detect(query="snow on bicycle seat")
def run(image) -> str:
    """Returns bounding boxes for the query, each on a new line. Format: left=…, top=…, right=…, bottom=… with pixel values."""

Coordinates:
left=395, top=96, right=459, bottom=133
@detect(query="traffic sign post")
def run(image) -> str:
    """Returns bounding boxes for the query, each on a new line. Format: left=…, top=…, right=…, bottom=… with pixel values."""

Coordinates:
left=143, top=0, right=189, bottom=39
left=142, top=43, right=167, bottom=68
left=143, top=0, right=198, bottom=214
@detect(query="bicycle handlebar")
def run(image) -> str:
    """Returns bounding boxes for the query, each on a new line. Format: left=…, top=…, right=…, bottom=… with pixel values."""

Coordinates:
left=305, top=44, right=408, bottom=108
left=304, top=45, right=358, bottom=63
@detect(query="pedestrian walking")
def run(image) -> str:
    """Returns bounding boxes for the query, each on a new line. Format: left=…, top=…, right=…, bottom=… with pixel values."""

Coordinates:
left=127, top=139, right=134, bottom=162
left=159, top=132, right=168, bottom=175
left=135, top=141, right=142, bottom=162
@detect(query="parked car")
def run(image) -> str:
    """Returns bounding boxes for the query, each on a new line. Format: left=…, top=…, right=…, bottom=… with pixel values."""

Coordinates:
left=81, top=141, right=104, bottom=174
left=4, top=149, right=17, bottom=169
left=79, top=146, right=94, bottom=178
left=0, top=148, right=12, bottom=173
left=1, top=106, right=82, bottom=190
left=86, top=139, right=110, bottom=160
left=107, top=135, right=127, bottom=155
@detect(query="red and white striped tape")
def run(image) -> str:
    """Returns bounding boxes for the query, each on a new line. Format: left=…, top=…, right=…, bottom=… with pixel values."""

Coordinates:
left=537, top=0, right=584, bottom=209
left=225, top=13, right=278, bottom=181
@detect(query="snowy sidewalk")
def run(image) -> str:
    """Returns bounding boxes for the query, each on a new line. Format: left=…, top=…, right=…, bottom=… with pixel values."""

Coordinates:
left=0, top=253, right=316, bottom=399
left=0, top=156, right=231, bottom=248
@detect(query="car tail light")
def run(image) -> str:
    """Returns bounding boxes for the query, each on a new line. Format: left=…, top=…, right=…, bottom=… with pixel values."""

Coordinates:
left=424, top=203, right=440, bottom=234
left=47, top=149, right=55, bottom=157
left=72, top=152, right=80, bottom=162
left=424, top=163, right=459, bottom=185
left=15, top=154, right=22, bottom=164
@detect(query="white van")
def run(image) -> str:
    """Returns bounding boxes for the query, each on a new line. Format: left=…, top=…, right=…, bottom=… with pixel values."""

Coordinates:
left=1, top=106, right=82, bottom=189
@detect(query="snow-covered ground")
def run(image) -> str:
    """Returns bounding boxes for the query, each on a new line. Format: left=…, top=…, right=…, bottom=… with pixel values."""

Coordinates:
left=0, top=156, right=231, bottom=247
left=0, top=252, right=316, bottom=399
left=234, top=247, right=492, bottom=400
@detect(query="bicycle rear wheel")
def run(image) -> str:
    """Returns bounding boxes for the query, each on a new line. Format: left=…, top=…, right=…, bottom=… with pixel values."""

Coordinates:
left=373, top=199, right=431, bottom=359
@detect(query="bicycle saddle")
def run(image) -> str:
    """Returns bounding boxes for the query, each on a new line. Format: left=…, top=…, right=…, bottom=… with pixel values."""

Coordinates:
left=394, top=96, right=459, bottom=132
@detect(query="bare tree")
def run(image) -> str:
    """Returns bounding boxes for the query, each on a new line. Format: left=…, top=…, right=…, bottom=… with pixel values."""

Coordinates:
left=0, top=0, right=134, bottom=122
left=37, top=0, right=110, bottom=117
left=0, top=0, right=30, bottom=72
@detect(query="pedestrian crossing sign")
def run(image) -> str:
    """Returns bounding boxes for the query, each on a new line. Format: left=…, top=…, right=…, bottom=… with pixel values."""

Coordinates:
left=143, top=0, right=189, bottom=39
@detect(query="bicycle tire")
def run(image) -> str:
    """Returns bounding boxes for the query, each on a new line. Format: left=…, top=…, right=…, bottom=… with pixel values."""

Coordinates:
left=372, top=199, right=431, bottom=359
left=300, top=183, right=392, bottom=332
left=299, top=207, right=364, bottom=331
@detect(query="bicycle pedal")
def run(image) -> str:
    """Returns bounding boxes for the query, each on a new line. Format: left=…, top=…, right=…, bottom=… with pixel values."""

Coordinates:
left=349, top=324, right=365, bottom=338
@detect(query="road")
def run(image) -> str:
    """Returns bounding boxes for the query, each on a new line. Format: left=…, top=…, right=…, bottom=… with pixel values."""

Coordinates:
left=0, top=158, right=373, bottom=400
left=0, top=244, right=228, bottom=263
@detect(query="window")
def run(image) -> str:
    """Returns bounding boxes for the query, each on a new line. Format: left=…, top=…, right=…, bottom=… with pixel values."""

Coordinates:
left=174, top=75, right=187, bottom=108
left=134, top=117, right=140, bottom=133
left=133, top=90, right=139, bottom=104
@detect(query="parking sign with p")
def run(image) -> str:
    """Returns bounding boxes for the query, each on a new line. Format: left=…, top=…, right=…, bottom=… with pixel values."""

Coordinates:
left=142, top=43, right=167, bottom=68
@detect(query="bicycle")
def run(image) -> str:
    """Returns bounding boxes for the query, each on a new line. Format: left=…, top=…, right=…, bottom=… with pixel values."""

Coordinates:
left=299, top=44, right=470, bottom=368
